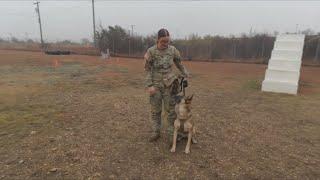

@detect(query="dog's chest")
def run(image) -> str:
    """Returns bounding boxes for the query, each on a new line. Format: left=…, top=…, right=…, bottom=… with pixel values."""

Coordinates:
left=177, top=105, right=189, bottom=120
left=177, top=119, right=193, bottom=133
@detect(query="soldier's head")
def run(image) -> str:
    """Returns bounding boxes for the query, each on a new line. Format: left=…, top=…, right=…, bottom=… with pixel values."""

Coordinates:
left=157, top=28, right=170, bottom=50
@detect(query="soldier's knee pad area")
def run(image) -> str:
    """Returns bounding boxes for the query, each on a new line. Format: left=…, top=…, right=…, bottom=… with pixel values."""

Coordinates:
left=150, top=107, right=162, bottom=114
left=151, top=111, right=162, bottom=117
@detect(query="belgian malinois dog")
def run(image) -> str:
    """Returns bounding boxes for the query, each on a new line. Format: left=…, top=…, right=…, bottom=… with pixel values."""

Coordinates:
left=170, top=94, right=196, bottom=154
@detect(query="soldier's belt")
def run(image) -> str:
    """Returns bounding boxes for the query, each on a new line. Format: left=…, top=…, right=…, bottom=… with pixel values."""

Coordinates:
left=152, top=65, right=171, bottom=71
left=152, top=69, right=172, bottom=74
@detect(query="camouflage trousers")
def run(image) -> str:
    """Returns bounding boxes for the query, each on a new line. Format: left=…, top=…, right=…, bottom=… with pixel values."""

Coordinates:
left=149, top=85, right=176, bottom=135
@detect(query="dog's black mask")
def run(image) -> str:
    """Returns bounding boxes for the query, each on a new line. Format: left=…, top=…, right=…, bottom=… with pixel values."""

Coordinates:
left=174, top=95, right=184, bottom=104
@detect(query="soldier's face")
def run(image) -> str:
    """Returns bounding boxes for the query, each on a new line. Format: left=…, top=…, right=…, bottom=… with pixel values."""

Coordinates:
left=157, top=36, right=170, bottom=50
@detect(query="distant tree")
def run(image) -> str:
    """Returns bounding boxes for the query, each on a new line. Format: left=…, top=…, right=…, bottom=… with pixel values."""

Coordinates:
left=95, top=24, right=317, bottom=61
left=26, top=39, right=34, bottom=43
left=58, top=40, right=76, bottom=45
left=10, top=37, right=20, bottom=43
left=95, top=25, right=130, bottom=54
left=301, top=29, right=315, bottom=36
left=80, top=38, right=91, bottom=45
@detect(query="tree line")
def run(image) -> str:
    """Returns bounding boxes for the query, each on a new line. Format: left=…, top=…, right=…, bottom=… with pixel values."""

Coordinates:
left=95, top=25, right=320, bottom=62
left=1, top=25, right=319, bottom=62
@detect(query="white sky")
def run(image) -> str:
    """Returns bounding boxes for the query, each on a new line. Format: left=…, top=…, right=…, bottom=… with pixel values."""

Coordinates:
left=0, top=0, right=319, bottom=42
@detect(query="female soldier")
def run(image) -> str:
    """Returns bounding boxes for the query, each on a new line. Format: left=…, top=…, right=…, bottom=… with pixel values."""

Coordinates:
left=144, top=28, right=189, bottom=142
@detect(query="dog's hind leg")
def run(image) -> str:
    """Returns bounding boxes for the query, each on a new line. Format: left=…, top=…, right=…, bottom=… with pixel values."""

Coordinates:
left=170, top=120, right=180, bottom=153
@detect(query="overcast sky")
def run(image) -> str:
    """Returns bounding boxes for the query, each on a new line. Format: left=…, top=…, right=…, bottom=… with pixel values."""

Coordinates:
left=1, top=0, right=319, bottom=42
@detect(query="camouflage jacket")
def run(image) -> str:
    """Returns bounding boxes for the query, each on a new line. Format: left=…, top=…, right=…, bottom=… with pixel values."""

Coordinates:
left=144, top=45, right=189, bottom=88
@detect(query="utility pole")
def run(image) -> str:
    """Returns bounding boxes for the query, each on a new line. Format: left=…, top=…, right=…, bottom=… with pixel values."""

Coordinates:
left=92, top=0, right=96, bottom=46
left=34, top=1, right=44, bottom=50
left=130, top=25, right=135, bottom=56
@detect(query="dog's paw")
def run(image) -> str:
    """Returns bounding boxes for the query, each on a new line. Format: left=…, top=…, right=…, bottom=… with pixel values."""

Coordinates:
left=184, top=149, right=190, bottom=154
left=170, top=148, right=176, bottom=153
left=191, top=137, right=198, bottom=144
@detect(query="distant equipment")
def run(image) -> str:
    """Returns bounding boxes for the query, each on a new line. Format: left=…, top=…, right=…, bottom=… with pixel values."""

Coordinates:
left=101, top=49, right=110, bottom=59
left=45, top=50, right=71, bottom=55
left=262, top=34, right=305, bottom=95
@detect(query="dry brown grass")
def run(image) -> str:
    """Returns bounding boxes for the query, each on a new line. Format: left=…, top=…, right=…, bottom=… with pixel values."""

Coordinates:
left=0, top=50, right=319, bottom=179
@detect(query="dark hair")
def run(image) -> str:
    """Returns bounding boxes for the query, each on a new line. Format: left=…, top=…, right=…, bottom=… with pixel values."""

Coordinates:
left=157, top=28, right=170, bottom=39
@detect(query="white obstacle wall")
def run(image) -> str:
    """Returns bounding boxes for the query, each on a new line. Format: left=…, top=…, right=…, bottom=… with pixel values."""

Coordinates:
left=262, top=34, right=305, bottom=94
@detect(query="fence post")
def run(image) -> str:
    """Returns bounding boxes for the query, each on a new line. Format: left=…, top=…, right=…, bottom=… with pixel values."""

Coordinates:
left=232, top=38, right=237, bottom=59
left=314, top=39, right=320, bottom=62
left=261, top=37, right=265, bottom=58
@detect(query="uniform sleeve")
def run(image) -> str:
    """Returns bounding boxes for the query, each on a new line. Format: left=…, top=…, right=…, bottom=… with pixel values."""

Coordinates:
left=173, top=47, right=189, bottom=77
left=144, top=49, right=153, bottom=87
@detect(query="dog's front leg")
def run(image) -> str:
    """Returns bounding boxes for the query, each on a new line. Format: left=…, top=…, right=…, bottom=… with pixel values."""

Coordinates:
left=170, top=120, right=180, bottom=153
left=185, top=128, right=192, bottom=154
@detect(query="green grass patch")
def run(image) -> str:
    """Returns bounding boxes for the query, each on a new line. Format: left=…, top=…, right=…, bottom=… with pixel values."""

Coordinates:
left=242, top=79, right=261, bottom=91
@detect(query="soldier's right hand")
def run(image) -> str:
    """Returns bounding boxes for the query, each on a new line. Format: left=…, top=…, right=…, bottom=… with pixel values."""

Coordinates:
left=146, top=86, right=157, bottom=95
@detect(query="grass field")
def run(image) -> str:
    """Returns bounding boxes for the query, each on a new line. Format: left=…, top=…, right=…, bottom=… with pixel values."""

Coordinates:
left=0, top=50, right=319, bottom=179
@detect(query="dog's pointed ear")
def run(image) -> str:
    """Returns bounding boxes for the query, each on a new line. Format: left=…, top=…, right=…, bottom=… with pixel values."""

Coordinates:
left=185, top=94, right=194, bottom=103
left=189, top=94, right=194, bottom=101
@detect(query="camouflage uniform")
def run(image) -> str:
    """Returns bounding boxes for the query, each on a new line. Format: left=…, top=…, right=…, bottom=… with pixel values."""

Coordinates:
left=144, top=45, right=189, bottom=137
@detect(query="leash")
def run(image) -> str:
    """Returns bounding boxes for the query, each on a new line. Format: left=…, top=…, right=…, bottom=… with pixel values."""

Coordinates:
left=179, top=77, right=188, bottom=97
left=174, top=76, right=189, bottom=103
left=180, top=77, right=185, bottom=96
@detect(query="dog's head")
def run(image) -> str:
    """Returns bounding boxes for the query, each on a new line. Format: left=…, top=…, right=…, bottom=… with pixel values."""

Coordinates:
left=177, top=94, right=194, bottom=112
left=175, top=94, right=194, bottom=104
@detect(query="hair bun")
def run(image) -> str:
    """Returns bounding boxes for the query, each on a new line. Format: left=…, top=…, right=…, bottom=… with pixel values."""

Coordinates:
left=158, top=28, right=170, bottom=39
